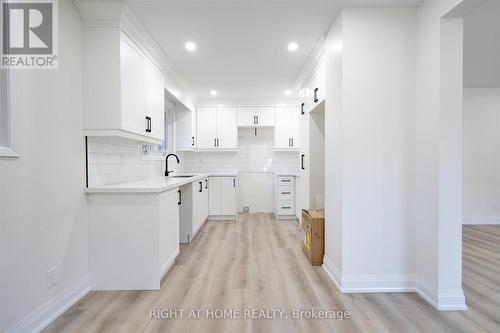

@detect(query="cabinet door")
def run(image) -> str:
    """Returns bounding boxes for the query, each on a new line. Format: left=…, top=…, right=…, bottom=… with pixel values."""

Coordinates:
left=145, top=60, right=165, bottom=141
left=221, top=177, right=237, bottom=215
left=202, top=178, right=209, bottom=221
left=197, top=107, right=217, bottom=149
left=290, top=106, right=300, bottom=148
left=237, top=107, right=255, bottom=127
left=216, top=107, right=238, bottom=149
left=274, top=106, right=291, bottom=149
left=193, top=181, right=203, bottom=233
left=312, top=60, right=325, bottom=107
left=255, top=107, right=274, bottom=126
left=120, top=36, right=146, bottom=135
left=159, top=188, right=180, bottom=271
left=208, top=177, right=222, bottom=215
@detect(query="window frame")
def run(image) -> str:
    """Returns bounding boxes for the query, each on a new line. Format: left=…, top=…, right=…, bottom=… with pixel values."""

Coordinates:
left=0, top=68, right=18, bottom=158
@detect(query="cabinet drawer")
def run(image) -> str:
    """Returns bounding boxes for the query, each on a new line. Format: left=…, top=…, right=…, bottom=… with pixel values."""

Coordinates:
left=277, top=176, right=294, bottom=186
left=278, top=201, right=294, bottom=215
left=278, top=186, right=294, bottom=200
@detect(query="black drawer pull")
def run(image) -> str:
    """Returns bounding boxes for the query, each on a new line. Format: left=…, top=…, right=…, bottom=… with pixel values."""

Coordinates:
left=281, top=206, right=291, bottom=209
left=281, top=192, right=291, bottom=195
left=178, top=190, right=181, bottom=205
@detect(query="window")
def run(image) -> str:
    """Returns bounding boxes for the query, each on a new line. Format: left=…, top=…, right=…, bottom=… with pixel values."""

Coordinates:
left=160, top=103, right=175, bottom=154
left=0, top=69, right=9, bottom=146
left=0, top=68, right=17, bottom=157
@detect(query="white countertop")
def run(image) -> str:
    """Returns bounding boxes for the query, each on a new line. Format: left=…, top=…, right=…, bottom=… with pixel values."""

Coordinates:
left=85, top=173, right=237, bottom=194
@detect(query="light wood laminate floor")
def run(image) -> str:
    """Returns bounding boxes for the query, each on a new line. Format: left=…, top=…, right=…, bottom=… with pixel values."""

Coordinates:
left=44, top=214, right=500, bottom=332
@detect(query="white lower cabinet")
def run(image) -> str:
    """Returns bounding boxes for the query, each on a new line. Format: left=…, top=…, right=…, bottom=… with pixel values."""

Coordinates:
left=208, top=176, right=237, bottom=218
left=179, top=177, right=209, bottom=243
left=88, top=188, right=179, bottom=290
left=275, top=176, right=297, bottom=220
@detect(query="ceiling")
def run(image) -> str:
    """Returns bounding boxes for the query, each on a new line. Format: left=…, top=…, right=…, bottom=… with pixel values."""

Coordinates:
left=127, top=0, right=420, bottom=101
left=463, top=2, right=500, bottom=88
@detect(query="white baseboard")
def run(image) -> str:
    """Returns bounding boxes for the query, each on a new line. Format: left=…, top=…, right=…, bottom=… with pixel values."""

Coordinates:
left=415, top=278, right=467, bottom=310
left=321, top=263, right=467, bottom=311
left=160, top=249, right=179, bottom=280
left=340, top=274, right=416, bottom=293
left=322, top=255, right=342, bottom=290
left=207, top=215, right=237, bottom=221
left=5, top=276, right=90, bottom=333
left=463, top=216, right=500, bottom=225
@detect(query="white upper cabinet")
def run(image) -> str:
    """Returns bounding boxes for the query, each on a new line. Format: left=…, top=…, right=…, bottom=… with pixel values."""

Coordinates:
left=237, top=107, right=256, bottom=127
left=255, top=107, right=275, bottom=126
left=82, top=29, right=164, bottom=145
left=144, top=59, right=165, bottom=141
left=300, top=56, right=326, bottom=116
left=196, top=107, right=217, bottom=149
left=120, top=36, right=146, bottom=136
left=217, top=107, right=238, bottom=149
left=237, top=106, right=275, bottom=127
left=274, top=106, right=300, bottom=150
left=196, top=107, right=238, bottom=150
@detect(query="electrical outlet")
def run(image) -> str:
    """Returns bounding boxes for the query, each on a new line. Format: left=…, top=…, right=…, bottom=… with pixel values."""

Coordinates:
left=47, top=268, right=57, bottom=289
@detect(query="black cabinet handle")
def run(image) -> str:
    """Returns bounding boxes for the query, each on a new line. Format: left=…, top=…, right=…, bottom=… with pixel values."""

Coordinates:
left=145, top=116, right=151, bottom=133
left=214, top=138, right=217, bottom=147
left=281, top=206, right=291, bottom=209
left=301, top=154, right=305, bottom=170
left=314, top=88, right=319, bottom=103
left=199, top=181, right=203, bottom=192
left=217, top=138, right=219, bottom=147
left=233, top=178, right=236, bottom=188
left=288, top=138, right=291, bottom=147
left=281, top=192, right=291, bottom=195
left=256, top=115, right=259, bottom=124
left=178, top=190, right=181, bottom=205
left=191, top=136, right=194, bottom=146
left=291, top=138, right=294, bottom=147
left=205, top=179, right=208, bottom=189
left=301, top=103, right=305, bottom=115
left=149, top=117, right=152, bottom=132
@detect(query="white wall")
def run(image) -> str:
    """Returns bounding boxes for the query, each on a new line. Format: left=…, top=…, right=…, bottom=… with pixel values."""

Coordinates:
left=323, top=8, right=417, bottom=289
left=324, top=12, right=344, bottom=280
left=463, top=88, right=500, bottom=224
left=415, top=0, right=465, bottom=309
left=0, top=1, right=89, bottom=331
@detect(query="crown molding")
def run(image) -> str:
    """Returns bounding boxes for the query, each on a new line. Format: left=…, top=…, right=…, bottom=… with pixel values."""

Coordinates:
left=293, top=34, right=326, bottom=92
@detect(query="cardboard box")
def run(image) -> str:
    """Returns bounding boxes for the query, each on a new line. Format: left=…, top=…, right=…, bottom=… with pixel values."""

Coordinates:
left=301, top=209, right=325, bottom=266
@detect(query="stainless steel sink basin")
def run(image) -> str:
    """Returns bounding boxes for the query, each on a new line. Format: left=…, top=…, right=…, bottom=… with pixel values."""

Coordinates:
left=170, top=175, right=196, bottom=178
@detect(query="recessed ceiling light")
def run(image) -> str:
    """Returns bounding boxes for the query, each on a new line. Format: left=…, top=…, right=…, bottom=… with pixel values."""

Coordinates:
left=185, top=41, right=197, bottom=52
left=284, top=90, right=292, bottom=96
left=210, top=90, right=217, bottom=96
left=288, top=42, right=298, bottom=52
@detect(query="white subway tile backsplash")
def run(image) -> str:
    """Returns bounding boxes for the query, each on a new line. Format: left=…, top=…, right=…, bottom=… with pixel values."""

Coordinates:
left=87, top=130, right=299, bottom=187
